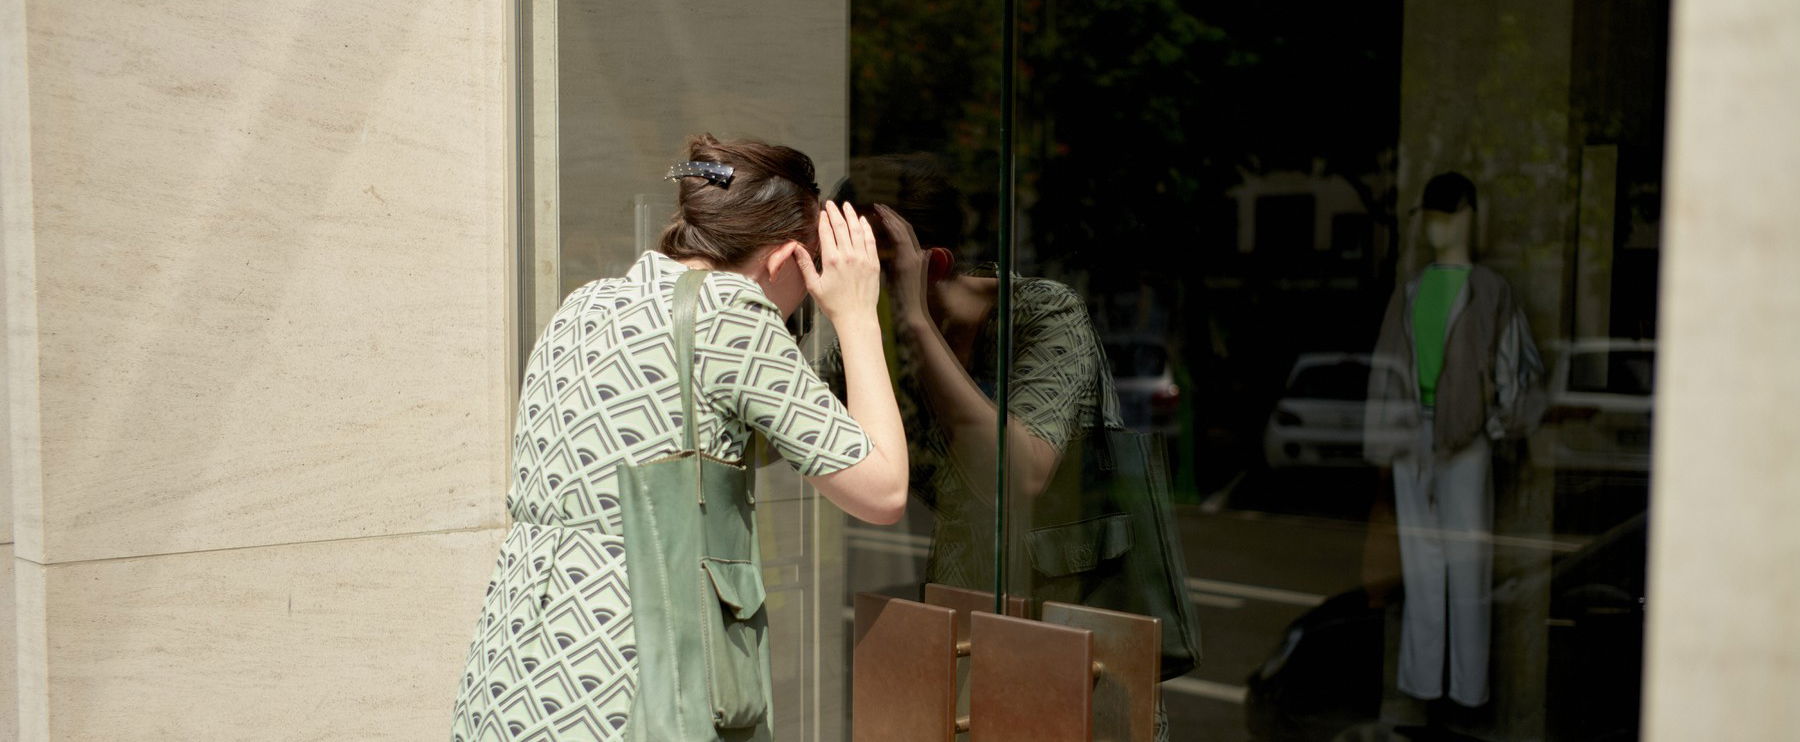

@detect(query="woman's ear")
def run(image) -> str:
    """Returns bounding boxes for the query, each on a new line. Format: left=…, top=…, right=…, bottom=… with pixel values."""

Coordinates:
left=764, top=241, right=801, bottom=282
left=927, top=247, right=954, bottom=282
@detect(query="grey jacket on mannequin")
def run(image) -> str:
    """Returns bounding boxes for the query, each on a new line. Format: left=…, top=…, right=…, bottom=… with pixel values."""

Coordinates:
left=1364, top=264, right=1547, bottom=462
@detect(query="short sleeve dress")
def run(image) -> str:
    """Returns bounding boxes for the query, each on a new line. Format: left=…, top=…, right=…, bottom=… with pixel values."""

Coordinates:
left=450, top=251, right=871, bottom=742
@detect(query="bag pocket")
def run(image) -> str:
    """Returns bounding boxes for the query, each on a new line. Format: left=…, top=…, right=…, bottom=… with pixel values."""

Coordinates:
left=1026, top=513, right=1134, bottom=578
left=698, top=557, right=769, bottom=729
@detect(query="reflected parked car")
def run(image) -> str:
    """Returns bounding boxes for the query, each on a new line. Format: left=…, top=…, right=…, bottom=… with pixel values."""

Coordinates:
left=1264, top=354, right=1408, bottom=468
left=1531, top=339, right=1655, bottom=473
left=1244, top=514, right=1647, bottom=741
left=1106, top=336, right=1181, bottom=434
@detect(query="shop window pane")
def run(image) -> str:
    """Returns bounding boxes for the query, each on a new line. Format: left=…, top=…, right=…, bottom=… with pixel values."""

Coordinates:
left=535, top=0, right=1673, bottom=737
left=913, top=0, right=1662, bottom=739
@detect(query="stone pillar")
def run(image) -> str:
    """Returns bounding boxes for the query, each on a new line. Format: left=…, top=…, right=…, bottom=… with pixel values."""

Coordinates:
left=0, top=2, right=510, bottom=738
left=1644, top=1, right=1800, bottom=739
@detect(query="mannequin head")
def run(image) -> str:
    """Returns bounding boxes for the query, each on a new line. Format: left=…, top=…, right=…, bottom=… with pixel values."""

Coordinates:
left=1421, top=171, right=1478, bottom=264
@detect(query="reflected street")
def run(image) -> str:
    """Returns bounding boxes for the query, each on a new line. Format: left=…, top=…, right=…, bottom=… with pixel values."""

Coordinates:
left=849, top=461, right=1644, bottom=741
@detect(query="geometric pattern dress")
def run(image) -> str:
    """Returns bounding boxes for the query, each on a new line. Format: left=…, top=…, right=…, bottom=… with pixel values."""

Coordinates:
left=450, top=250, right=871, bottom=742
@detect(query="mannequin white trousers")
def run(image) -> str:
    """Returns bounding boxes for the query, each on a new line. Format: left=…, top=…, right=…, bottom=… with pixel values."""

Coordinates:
left=1392, top=417, right=1492, bottom=707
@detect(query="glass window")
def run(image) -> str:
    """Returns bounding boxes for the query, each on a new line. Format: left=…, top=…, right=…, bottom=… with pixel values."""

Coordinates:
left=531, top=0, right=1670, bottom=738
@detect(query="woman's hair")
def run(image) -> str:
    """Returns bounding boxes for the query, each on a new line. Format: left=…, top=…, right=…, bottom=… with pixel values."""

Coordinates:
left=658, top=134, right=821, bottom=267
left=833, top=153, right=966, bottom=252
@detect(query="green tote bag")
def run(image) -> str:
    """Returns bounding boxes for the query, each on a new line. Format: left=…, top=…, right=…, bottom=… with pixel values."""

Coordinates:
left=618, top=269, right=773, bottom=741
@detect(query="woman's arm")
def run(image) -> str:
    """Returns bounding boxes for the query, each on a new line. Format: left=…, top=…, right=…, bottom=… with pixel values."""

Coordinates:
left=797, top=202, right=908, bottom=524
left=901, top=309, right=1063, bottom=500
left=873, top=205, right=1063, bottom=501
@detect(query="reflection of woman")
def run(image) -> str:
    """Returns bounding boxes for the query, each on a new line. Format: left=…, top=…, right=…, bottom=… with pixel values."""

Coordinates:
left=829, top=155, right=1122, bottom=588
left=831, top=155, right=1168, bottom=739
left=877, top=203, right=1123, bottom=587
left=450, top=135, right=907, bottom=741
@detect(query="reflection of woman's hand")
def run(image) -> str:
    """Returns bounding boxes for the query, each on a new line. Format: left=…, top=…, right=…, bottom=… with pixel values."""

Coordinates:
left=873, top=204, right=930, bottom=323
left=799, top=202, right=881, bottom=324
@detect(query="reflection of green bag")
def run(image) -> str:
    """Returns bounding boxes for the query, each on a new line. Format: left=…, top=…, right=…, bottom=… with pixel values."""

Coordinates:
left=1018, top=367, right=1204, bottom=680
left=619, top=269, right=773, bottom=741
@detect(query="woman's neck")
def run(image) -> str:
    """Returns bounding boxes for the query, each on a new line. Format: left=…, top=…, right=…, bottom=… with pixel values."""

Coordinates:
left=929, top=275, right=1000, bottom=361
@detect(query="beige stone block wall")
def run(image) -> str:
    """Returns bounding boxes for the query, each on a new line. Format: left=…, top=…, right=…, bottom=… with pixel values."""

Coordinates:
left=2, top=0, right=36, bottom=565
left=1, top=1, right=27, bottom=735
left=26, top=529, right=503, bottom=740
left=13, top=0, right=508, bottom=564
left=0, top=1, right=512, bottom=739
left=0, top=546, right=15, bottom=740
left=1645, top=0, right=1800, bottom=739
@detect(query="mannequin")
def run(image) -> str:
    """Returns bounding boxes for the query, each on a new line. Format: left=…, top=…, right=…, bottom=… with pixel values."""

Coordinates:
left=1364, top=172, right=1545, bottom=707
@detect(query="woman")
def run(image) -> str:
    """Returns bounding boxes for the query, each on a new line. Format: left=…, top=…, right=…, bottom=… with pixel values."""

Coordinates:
left=450, top=134, right=907, bottom=741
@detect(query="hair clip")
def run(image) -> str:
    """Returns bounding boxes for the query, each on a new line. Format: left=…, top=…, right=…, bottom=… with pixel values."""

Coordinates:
left=666, top=161, right=735, bottom=188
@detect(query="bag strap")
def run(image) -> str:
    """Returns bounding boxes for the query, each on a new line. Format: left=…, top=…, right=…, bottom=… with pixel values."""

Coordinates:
left=673, top=269, right=709, bottom=454
left=672, top=267, right=761, bottom=511
left=1087, top=335, right=1124, bottom=471
left=1090, top=343, right=1118, bottom=432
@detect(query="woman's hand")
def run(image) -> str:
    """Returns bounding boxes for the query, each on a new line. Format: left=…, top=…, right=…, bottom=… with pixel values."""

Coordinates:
left=798, top=201, right=881, bottom=324
left=873, top=204, right=931, bottom=323
left=799, top=201, right=909, bottom=525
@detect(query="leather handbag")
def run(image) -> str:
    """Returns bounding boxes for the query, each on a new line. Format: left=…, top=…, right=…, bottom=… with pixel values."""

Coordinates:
left=618, top=269, right=773, bottom=741
left=1014, top=358, right=1204, bottom=680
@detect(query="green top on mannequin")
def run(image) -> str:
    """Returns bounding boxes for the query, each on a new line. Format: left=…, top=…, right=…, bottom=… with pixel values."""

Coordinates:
left=1413, top=264, right=1471, bottom=406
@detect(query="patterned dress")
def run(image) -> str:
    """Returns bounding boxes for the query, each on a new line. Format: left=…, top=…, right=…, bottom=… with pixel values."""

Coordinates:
left=450, top=251, right=871, bottom=742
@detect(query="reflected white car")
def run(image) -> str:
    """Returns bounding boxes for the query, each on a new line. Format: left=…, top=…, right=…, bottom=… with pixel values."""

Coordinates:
left=1263, top=353, right=1408, bottom=468
left=1105, top=338, right=1181, bottom=435
left=1531, top=339, right=1655, bottom=472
